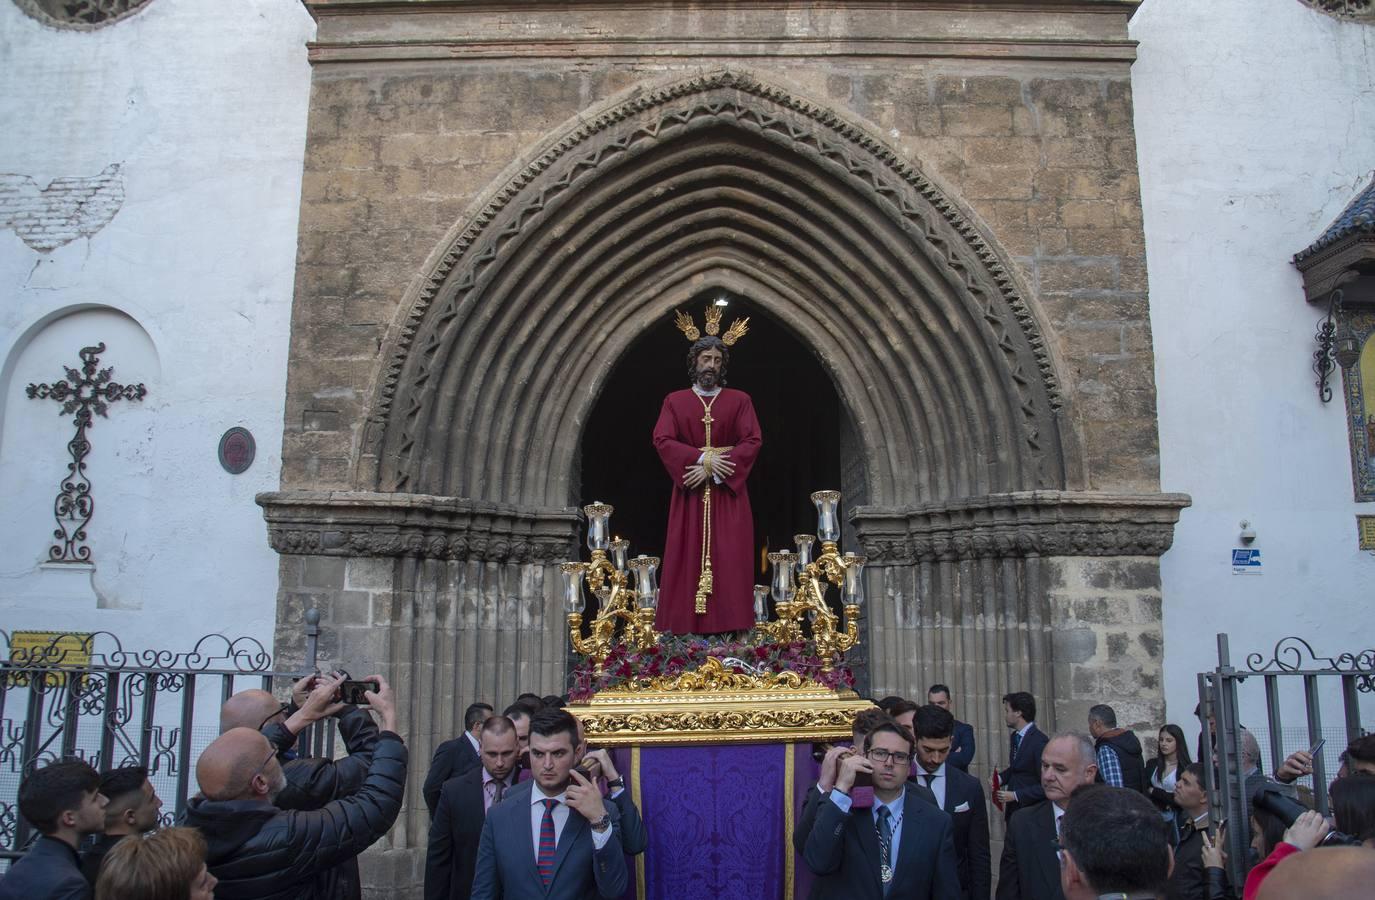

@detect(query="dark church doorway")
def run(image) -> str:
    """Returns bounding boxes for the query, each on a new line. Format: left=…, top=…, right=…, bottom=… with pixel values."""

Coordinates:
left=577, top=292, right=849, bottom=592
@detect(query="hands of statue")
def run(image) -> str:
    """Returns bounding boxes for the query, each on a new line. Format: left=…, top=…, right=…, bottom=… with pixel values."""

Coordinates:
left=712, top=452, right=735, bottom=478
left=566, top=768, right=610, bottom=825
left=818, top=745, right=851, bottom=792
left=835, top=751, right=873, bottom=794
left=682, top=464, right=708, bottom=489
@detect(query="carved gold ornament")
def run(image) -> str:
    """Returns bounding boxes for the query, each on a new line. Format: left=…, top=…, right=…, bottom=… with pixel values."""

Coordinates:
left=673, top=305, right=750, bottom=346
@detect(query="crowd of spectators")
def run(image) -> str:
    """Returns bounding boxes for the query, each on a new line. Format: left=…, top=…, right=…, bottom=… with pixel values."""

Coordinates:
left=2, top=674, right=1373, bottom=900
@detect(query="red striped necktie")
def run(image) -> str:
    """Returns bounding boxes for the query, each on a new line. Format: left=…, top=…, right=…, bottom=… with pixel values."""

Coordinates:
left=537, top=798, right=559, bottom=886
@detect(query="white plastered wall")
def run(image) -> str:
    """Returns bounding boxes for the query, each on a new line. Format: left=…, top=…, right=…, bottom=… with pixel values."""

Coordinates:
left=1131, top=0, right=1375, bottom=755
left=0, top=0, right=315, bottom=658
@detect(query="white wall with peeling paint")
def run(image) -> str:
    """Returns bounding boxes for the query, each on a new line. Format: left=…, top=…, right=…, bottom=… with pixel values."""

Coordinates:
left=0, top=0, right=315, bottom=661
left=1131, top=0, right=1375, bottom=755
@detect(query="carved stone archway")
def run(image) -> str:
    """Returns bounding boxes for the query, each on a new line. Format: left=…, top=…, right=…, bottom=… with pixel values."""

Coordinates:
left=261, top=62, right=1188, bottom=879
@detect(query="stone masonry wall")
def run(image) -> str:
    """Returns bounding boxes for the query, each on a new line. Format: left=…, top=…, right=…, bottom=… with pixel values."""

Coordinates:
left=286, top=48, right=1155, bottom=496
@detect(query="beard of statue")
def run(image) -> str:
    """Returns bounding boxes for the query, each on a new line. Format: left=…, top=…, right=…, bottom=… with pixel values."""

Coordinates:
left=695, top=367, right=719, bottom=390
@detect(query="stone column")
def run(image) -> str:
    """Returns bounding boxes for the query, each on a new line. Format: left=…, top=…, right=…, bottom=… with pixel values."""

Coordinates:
left=853, top=491, right=1188, bottom=780
left=259, top=491, right=579, bottom=893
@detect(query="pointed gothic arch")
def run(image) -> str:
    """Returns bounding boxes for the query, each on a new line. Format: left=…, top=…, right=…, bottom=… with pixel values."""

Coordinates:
left=361, top=69, right=1079, bottom=510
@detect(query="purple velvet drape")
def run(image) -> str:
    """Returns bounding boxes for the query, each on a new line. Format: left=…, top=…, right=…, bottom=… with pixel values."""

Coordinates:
left=608, top=742, right=822, bottom=899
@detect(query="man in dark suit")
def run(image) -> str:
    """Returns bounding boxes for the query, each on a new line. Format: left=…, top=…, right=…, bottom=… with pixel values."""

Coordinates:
left=425, top=702, right=493, bottom=817
left=996, top=732, right=1099, bottom=900
left=803, top=721, right=960, bottom=899
left=794, top=708, right=935, bottom=857
left=913, top=705, right=990, bottom=900
left=927, top=685, right=976, bottom=774
left=0, top=760, right=107, bottom=900
left=470, top=708, right=627, bottom=900
left=994, top=691, right=1047, bottom=823
left=426, top=715, right=521, bottom=900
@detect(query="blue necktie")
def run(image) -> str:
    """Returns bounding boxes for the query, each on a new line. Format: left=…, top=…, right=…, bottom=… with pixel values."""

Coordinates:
left=1011, top=730, right=1023, bottom=760
left=876, top=805, right=893, bottom=895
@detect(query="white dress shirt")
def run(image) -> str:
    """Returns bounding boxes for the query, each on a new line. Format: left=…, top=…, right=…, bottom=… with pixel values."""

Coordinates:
left=529, top=786, right=613, bottom=859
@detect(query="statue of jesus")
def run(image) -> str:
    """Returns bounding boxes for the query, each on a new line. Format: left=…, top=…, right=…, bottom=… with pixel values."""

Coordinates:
left=652, top=308, right=761, bottom=635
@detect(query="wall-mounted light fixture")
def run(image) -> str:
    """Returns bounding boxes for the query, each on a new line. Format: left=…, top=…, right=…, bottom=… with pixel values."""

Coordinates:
left=1238, top=520, right=1256, bottom=545
left=1314, top=288, right=1361, bottom=403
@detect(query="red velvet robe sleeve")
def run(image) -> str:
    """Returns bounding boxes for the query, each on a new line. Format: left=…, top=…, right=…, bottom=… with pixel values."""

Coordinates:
left=717, top=392, right=761, bottom=496
left=653, top=394, right=701, bottom=486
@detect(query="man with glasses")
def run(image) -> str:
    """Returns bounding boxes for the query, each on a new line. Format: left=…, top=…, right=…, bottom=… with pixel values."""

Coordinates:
left=185, top=675, right=406, bottom=899
left=802, top=720, right=960, bottom=899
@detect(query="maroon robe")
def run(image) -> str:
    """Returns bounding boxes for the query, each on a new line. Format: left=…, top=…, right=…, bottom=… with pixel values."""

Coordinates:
left=652, top=387, right=762, bottom=635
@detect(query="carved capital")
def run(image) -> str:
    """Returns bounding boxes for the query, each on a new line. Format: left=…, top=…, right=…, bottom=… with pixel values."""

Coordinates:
left=257, top=491, right=580, bottom=562
left=852, top=491, right=1192, bottom=562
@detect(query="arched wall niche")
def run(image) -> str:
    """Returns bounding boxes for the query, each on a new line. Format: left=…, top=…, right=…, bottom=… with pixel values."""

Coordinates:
left=360, top=69, right=1079, bottom=510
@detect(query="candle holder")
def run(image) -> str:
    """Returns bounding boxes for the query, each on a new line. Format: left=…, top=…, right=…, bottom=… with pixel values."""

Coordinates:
left=761, top=490, right=866, bottom=673
left=565, top=502, right=662, bottom=674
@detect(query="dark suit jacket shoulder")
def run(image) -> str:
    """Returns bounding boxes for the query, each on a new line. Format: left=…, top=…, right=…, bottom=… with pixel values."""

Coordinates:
left=0, top=836, right=91, bottom=900
left=802, top=789, right=960, bottom=900
left=1000, top=726, right=1048, bottom=810
left=949, top=721, right=976, bottom=773
left=425, top=736, right=482, bottom=817
left=995, top=801, right=1062, bottom=900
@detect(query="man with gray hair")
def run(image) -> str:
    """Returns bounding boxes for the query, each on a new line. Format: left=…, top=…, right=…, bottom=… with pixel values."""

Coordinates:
left=996, top=733, right=1099, bottom=900
left=1087, top=704, right=1144, bottom=792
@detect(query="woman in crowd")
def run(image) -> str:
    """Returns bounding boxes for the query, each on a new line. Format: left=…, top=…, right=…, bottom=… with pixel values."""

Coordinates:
left=1331, top=772, right=1375, bottom=846
left=95, top=827, right=217, bottom=900
left=1146, top=723, right=1193, bottom=816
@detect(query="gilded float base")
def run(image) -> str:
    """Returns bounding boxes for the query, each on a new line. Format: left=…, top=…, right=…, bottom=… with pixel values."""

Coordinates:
left=573, top=679, right=873, bottom=746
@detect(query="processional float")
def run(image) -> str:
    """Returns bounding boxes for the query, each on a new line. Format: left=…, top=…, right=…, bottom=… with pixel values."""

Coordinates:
left=563, top=490, right=872, bottom=746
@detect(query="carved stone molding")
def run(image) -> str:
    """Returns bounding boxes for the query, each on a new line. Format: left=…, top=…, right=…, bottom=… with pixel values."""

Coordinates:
left=851, top=491, right=1193, bottom=563
left=257, top=490, right=579, bottom=562
left=13, top=0, right=153, bottom=30
left=1297, top=1, right=1374, bottom=21
left=370, top=69, right=1068, bottom=503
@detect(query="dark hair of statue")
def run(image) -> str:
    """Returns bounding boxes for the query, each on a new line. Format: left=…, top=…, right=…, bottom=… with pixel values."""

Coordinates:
left=686, top=336, right=729, bottom=386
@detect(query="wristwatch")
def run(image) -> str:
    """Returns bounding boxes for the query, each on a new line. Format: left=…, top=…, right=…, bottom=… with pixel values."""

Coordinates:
left=606, top=777, right=626, bottom=790
left=589, top=813, right=612, bottom=832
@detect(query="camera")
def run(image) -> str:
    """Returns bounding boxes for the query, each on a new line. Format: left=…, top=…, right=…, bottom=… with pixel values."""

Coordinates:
left=339, top=679, right=379, bottom=706
left=1250, top=784, right=1363, bottom=847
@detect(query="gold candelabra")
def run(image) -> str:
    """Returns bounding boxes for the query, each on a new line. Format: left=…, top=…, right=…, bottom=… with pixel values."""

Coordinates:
left=756, top=491, right=867, bottom=673
left=563, top=502, right=661, bottom=675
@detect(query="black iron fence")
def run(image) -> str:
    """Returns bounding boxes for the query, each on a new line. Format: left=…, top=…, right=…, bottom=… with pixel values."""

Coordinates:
left=1198, top=633, right=1374, bottom=888
left=1, top=611, right=324, bottom=867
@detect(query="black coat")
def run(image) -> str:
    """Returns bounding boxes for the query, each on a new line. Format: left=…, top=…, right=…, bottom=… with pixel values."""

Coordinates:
left=949, top=721, right=976, bottom=774
left=995, top=801, right=1063, bottom=900
left=998, top=726, right=1048, bottom=822
left=184, top=731, right=407, bottom=900
left=1096, top=729, right=1146, bottom=793
left=425, top=735, right=482, bottom=817
left=1167, top=820, right=1207, bottom=900
left=1144, top=757, right=1179, bottom=812
left=264, top=704, right=380, bottom=813
left=0, top=835, right=89, bottom=900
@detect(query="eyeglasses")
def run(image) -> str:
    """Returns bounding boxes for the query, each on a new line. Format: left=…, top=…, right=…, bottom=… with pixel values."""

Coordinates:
left=250, top=747, right=278, bottom=784
left=257, top=702, right=291, bottom=732
left=866, top=748, right=912, bottom=766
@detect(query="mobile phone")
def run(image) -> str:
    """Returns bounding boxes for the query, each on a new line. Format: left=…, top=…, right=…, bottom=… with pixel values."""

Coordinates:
left=339, top=679, right=379, bottom=705
left=853, top=771, right=873, bottom=788
left=572, top=762, right=597, bottom=780
left=1307, top=738, right=1326, bottom=757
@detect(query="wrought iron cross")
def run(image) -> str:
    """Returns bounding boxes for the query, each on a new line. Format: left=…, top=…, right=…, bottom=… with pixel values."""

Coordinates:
left=26, top=343, right=146, bottom=563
